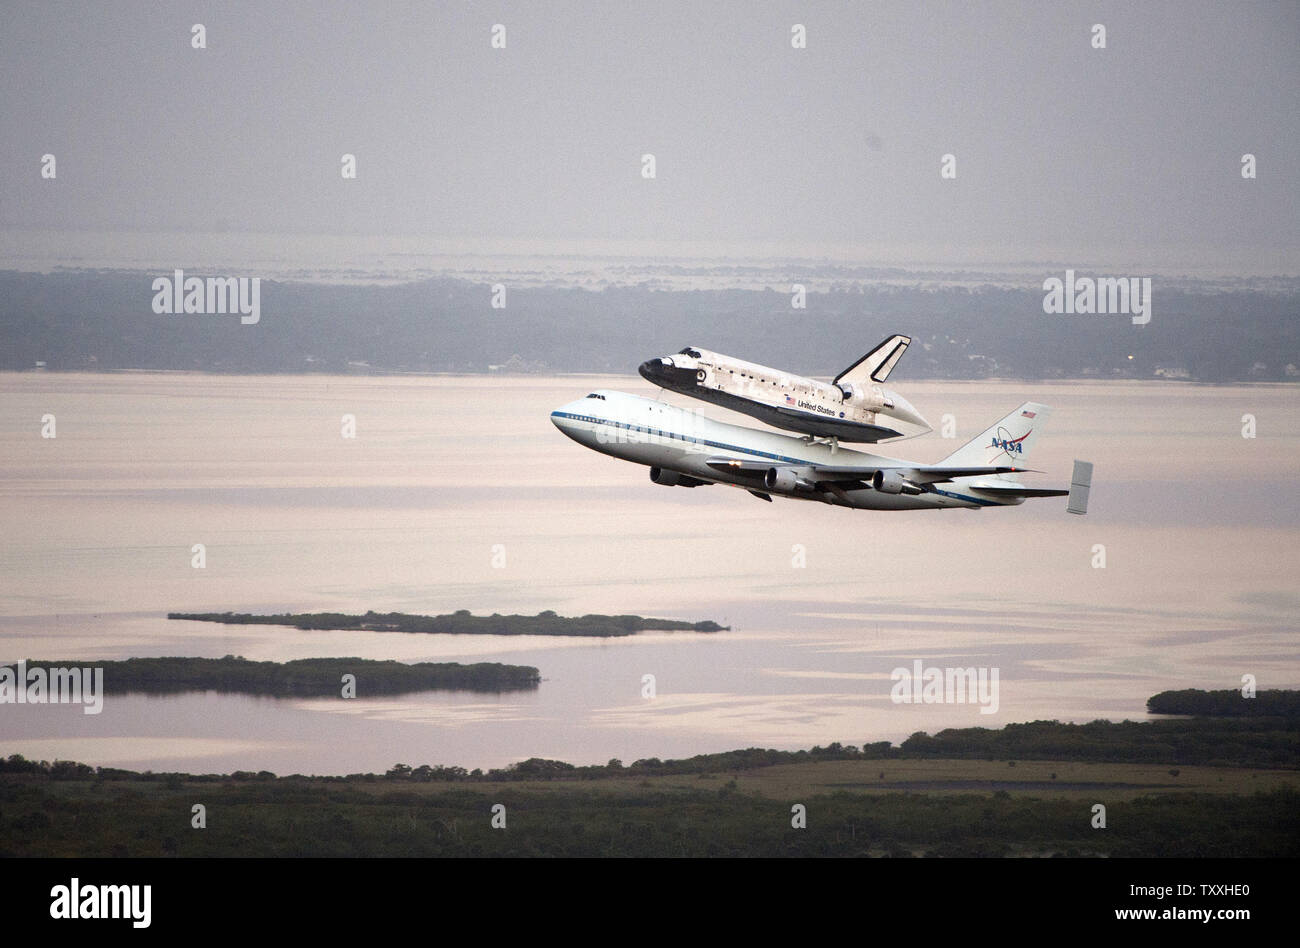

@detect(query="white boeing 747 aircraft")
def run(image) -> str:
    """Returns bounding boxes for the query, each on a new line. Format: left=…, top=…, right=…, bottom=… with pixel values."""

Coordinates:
left=552, top=390, right=1091, bottom=512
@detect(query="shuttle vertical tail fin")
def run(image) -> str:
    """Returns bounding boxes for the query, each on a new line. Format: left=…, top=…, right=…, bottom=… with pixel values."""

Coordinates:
left=834, top=334, right=912, bottom=386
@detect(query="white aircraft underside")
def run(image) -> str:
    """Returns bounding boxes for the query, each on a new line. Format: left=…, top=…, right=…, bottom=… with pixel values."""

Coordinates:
left=551, top=389, right=1089, bottom=513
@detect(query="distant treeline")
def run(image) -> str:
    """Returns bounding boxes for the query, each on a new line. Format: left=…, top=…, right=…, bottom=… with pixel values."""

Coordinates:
left=168, top=609, right=726, bottom=637
left=4, top=656, right=539, bottom=696
left=893, top=718, right=1297, bottom=769
left=5, top=698, right=1296, bottom=782
left=4, top=269, right=1299, bottom=382
left=493, top=715, right=1298, bottom=775
left=1147, top=688, right=1300, bottom=717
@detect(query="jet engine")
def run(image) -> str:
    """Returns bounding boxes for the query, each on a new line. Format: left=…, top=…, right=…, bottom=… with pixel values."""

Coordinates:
left=871, top=470, right=924, bottom=495
left=649, top=466, right=707, bottom=488
left=765, top=467, right=817, bottom=493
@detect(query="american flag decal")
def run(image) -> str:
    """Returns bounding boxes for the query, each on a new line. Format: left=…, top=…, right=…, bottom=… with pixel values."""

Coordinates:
left=1021, top=410, right=1036, bottom=418
left=785, top=395, right=795, bottom=405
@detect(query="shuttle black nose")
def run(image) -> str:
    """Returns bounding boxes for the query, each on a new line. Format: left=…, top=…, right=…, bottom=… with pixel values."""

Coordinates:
left=638, top=359, right=665, bottom=383
left=640, top=356, right=696, bottom=391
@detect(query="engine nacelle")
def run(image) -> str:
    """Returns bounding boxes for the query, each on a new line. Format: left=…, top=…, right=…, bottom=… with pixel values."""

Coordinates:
left=764, top=467, right=816, bottom=493
left=649, top=466, right=706, bottom=488
left=872, top=469, right=923, bottom=495
left=837, top=381, right=890, bottom=412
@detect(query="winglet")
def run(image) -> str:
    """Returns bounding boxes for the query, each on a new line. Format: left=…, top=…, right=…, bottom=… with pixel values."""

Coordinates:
left=1067, top=460, right=1093, bottom=515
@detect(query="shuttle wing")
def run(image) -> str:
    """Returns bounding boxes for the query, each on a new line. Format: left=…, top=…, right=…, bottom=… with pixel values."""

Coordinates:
left=769, top=405, right=904, bottom=441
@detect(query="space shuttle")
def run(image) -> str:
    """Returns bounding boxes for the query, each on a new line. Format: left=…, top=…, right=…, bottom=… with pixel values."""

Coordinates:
left=638, top=334, right=930, bottom=445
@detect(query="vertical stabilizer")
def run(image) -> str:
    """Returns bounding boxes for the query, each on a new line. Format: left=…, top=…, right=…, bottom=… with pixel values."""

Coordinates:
left=834, top=334, right=912, bottom=385
left=940, top=402, right=1050, bottom=471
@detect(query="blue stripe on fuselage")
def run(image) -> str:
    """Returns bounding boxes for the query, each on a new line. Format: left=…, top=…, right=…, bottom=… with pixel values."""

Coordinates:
left=928, top=487, right=1004, bottom=507
left=550, top=410, right=810, bottom=464
left=551, top=410, right=1007, bottom=508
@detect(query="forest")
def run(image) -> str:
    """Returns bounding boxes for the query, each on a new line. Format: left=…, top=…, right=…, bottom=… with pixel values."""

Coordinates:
left=2, top=656, right=540, bottom=696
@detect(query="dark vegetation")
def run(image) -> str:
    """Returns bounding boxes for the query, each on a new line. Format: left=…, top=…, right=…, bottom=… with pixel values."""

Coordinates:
left=894, top=718, right=1298, bottom=769
left=4, top=269, right=1298, bottom=381
left=2, top=656, right=540, bottom=696
left=373, top=713, right=1300, bottom=776
left=3, top=693, right=1296, bottom=856
left=0, top=753, right=1294, bottom=858
left=1147, top=688, right=1300, bottom=717
left=167, top=609, right=726, bottom=637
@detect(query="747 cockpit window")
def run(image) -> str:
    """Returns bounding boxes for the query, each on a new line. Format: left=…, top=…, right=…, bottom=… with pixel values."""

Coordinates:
left=585, top=393, right=606, bottom=400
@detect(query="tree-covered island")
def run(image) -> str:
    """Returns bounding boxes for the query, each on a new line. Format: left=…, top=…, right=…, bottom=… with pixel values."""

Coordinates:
left=2, top=656, right=539, bottom=696
left=167, top=609, right=727, bottom=637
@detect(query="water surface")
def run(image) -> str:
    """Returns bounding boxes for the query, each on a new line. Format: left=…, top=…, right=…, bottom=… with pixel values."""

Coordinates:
left=1, top=373, right=1296, bottom=773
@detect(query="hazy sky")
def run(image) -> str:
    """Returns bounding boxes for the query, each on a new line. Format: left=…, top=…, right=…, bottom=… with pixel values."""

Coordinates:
left=1, top=1, right=1297, bottom=262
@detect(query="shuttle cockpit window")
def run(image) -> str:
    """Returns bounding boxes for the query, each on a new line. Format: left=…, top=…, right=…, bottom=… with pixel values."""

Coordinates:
left=678, top=348, right=702, bottom=359
left=585, top=393, right=606, bottom=400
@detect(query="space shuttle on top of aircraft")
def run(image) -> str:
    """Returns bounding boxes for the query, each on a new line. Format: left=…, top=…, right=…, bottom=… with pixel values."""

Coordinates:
left=638, top=334, right=931, bottom=445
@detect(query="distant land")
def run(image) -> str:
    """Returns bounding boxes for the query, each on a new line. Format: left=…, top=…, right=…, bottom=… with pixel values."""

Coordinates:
left=3, top=269, right=1298, bottom=381
left=2, top=656, right=540, bottom=696
left=1147, top=688, right=1300, bottom=717
left=168, top=609, right=727, bottom=637
left=3, top=695, right=1296, bottom=857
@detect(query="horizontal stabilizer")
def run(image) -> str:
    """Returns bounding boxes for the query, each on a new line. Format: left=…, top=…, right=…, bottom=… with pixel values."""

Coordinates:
left=971, top=485, right=1069, bottom=498
left=1067, top=460, right=1093, bottom=515
left=906, top=465, right=1036, bottom=483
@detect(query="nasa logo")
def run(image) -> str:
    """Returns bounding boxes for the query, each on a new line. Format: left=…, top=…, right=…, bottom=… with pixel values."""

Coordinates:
left=990, top=426, right=1030, bottom=457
